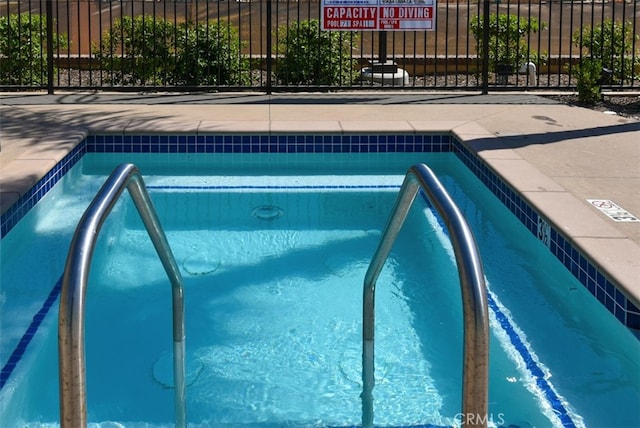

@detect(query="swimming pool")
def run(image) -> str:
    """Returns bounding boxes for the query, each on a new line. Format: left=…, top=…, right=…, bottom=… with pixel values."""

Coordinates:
left=1, top=135, right=639, bottom=427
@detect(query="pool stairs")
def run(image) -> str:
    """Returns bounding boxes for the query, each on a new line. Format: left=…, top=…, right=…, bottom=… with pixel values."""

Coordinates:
left=57, top=163, right=490, bottom=428
left=58, top=164, right=187, bottom=428
left=361, top=164, right=490, bottom=428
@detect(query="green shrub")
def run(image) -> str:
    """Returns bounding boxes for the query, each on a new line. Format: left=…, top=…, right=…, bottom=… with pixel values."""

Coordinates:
left=93, top=15, right=176, bottom=85
left=94, top=16, right=248, bottom=86
left=0, top=13, right=68, bottom=85
left=470, top=13, right=546, bottom=73
left=572, top=19, right=639, bottom=84
left=275, top=19, right=359, bottom=86
left=575, top=58, right=603, bottom=104
left=172, top=20, right=249, bottom=86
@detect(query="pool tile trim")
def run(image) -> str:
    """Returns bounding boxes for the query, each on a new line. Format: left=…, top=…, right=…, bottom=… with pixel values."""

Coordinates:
left=455, top=143, right=639, bottom=330
left=0, top=144, right=86, bottom=237
left=1, top=132, right=637, bottom=332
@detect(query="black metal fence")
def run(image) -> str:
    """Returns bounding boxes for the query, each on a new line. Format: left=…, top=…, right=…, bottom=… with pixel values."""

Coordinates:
left=1, top=0, right=638, bottom=92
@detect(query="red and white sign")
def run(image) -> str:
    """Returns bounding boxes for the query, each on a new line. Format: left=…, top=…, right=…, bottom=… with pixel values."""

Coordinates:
left=379, top=6, right=434, bottom=30
left=322, top=0, right=436, bottom=31
left=323, top=6, right=378, bottom=30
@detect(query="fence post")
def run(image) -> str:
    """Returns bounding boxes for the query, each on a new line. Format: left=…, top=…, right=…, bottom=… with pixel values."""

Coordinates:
left=266, top=0, right=272, bottom=94
left=481, top=0, right=490, bottom=95
left=46, top=0, right=54, bottom=94
left=379, top=31, right=387, bottom=63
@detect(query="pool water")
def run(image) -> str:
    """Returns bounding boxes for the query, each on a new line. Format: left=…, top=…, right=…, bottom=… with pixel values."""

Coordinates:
left=1, top=153, right=638, bottom=427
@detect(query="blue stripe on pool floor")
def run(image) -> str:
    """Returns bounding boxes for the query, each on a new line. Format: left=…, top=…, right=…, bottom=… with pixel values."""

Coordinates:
left=0, top=277, right=62, bottom=390
left=487, top=291, right=578, bottom=428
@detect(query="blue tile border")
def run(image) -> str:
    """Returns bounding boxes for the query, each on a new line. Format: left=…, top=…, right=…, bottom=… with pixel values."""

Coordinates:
left=83, top=133, right=453, bottom=154
left=0, top=144, right=86, bottom=238
left=1, top=132, right=637, bottom=333
left=453, top=142, right=639, bottom=331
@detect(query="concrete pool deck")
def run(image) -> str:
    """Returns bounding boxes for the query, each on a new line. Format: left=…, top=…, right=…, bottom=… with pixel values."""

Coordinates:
left=1, top=91, right=639, bottom=312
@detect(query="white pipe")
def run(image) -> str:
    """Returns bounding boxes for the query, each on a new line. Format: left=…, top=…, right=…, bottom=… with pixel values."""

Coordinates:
left=519, top=62, right=537, bottom=86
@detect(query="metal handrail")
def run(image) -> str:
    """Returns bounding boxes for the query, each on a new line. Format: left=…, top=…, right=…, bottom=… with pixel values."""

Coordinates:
left=362, top=163, right=490, bottom=428
left=58, top=163, right=186, bottom=428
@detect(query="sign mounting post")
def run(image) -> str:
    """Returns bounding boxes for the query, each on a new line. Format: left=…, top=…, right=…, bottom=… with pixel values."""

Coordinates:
left=322, top=0, right=436, bottom=81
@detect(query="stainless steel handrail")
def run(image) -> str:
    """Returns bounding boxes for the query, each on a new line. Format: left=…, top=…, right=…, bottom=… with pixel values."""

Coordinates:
left=58, top=163, right=186, bottom=428
left=362, top=163, right=489, bottom=428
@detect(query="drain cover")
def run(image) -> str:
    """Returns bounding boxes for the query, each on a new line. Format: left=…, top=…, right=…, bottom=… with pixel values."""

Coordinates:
left=251, top=205, right=284, bottom=221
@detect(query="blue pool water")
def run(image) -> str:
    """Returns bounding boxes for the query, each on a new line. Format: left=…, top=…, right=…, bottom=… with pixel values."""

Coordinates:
left=1, top=150, right=639, bottom=427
